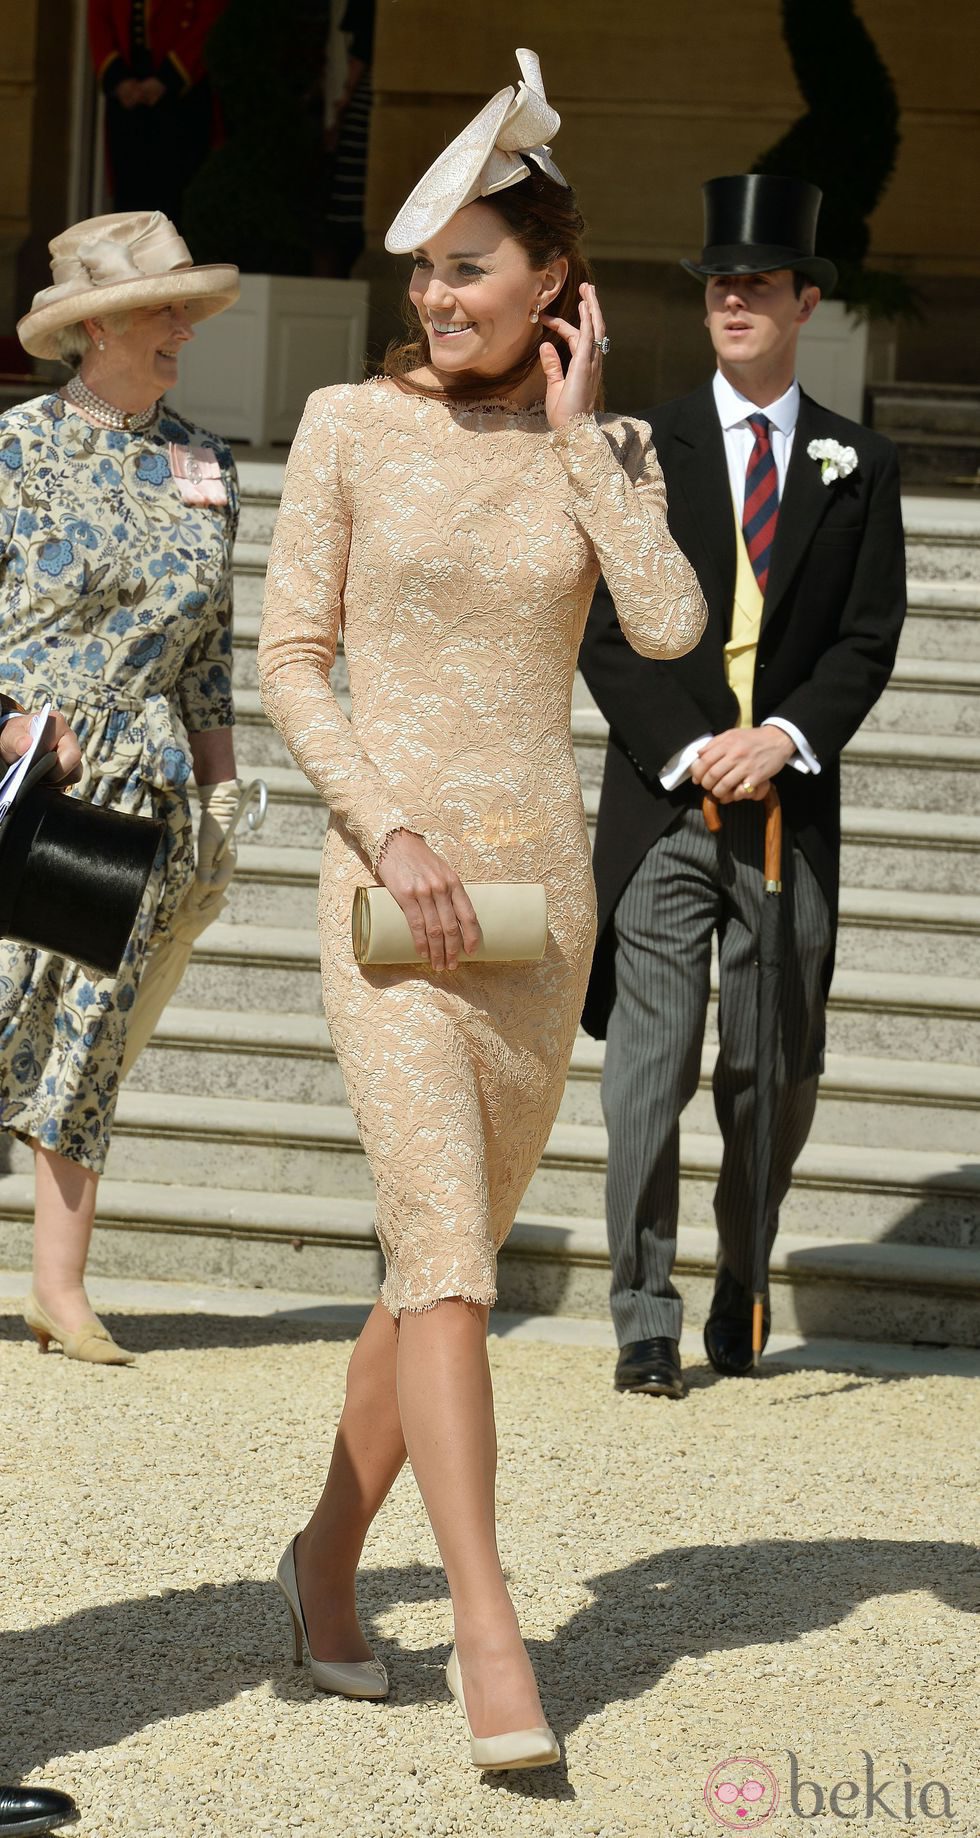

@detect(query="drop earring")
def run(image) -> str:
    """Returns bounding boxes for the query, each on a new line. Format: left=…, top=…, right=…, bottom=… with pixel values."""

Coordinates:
left=530, top=306, right=540, bottom=324
left=97, top=339, right=106, bottom=351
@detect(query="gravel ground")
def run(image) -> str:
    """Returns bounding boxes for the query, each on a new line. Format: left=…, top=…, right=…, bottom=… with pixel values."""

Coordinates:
left=0, top=1284, right=976, bottom=1838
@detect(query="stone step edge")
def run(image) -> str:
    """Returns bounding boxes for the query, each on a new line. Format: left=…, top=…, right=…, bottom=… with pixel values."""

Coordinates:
left=888, top=429, right=980, bottom=450
left=227, top=646, right=978, bottom=691
left=188, top=922, right=980, bottom=1017
left=137, top=1006, right=980, bottom=1111
left=221, top=768, right=978, bottom=852
left=872, top=382, right=980, bottom=400
left=99, top=1091, right=980, bottom=1197
left=235, top=482, right=980, bottom=542
left=0, top=1174, right=976, bottom=1296
left=227, top=859, right=980, bottom=930
left=231, top=583, right=980, bottom=626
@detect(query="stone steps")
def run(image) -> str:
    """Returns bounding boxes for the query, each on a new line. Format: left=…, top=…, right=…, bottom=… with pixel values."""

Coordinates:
left=902, top=500, right=980, bottom=580
left=892, top=435, right=980, bottom=487
left=872, top=382, right=980, bottom=439
left=1, top=1172, right=977, bottom=1344
left=230, top=619, right=980, bottom=740
left=9, top=1090, right=977, bottom=1251
left=229, top=576, right=980, bottom=682
left=221, top=848, right=980, bottom=975
left=879, top=394, right=980, bottom=484
left=123, top=1006, right=980, bottom=1157
left=899, top=583, right=980, bottom=662
left=168, top=921, right=980, bottom=1066
left=231, top=690, right=980, bottom=814
left=228, top=806, right=980, bottom=902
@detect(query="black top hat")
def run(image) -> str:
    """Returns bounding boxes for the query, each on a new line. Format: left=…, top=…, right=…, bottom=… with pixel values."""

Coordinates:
left=0, top=751, right=164, bottom=977
left=682, top=173, right=838, bottom=294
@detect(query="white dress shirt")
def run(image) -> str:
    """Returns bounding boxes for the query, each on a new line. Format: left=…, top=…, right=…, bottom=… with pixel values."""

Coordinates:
left=659, top=369, right=819, bottom=789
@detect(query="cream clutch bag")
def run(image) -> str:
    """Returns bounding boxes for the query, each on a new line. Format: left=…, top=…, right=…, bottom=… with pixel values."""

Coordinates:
left=352, top=883, right=548, bottom=965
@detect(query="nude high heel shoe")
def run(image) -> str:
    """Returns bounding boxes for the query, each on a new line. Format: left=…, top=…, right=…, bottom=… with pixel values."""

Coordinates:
left=275, top=1536, right=388, bottom=1700
left=23, top=1293, right=135, bottom=1365
left=446, top=1645, right=560, bottom=1771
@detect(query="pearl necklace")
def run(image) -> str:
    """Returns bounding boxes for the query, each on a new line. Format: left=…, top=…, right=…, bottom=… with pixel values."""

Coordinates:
left=65, top=374, right=159, bottom=433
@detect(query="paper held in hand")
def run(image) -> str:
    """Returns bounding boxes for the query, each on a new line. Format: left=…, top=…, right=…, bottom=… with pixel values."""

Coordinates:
left=0, top=702, right=53, bottom=819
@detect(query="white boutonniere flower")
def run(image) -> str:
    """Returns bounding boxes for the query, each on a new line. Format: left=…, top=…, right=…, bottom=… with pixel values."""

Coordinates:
left=807, top=437, right=859, bottom=485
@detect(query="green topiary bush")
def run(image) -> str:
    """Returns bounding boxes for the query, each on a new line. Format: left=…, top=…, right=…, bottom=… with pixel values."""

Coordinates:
left=755, top=0, right=920, bottom=319
left=182, top=0, right=329, bottom=275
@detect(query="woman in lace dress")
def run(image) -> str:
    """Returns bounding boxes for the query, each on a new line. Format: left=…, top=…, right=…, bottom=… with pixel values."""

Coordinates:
left=258, top=51, right=706, bottom=1769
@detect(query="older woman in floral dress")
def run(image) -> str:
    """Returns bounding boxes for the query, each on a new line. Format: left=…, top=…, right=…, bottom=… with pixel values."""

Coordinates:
left=0, top=209, right=241, bottom=1363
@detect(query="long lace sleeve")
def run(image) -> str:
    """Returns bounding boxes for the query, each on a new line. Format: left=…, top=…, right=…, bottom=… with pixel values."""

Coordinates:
left=257, top=390, right=420, bottom=869
left=551, top=413, right=707, bottom=659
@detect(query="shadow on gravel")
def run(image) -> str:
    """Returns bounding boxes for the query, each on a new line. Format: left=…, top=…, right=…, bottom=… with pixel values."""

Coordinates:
left=0, top=1309, right=370, bottom=1355
left=2, top=1541, right=976, bottom=1792
left=0, top=1309, right=969, bottom=1383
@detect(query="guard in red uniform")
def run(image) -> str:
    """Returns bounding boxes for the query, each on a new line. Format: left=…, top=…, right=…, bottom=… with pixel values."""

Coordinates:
left=88, top=0, right=230, bottom=226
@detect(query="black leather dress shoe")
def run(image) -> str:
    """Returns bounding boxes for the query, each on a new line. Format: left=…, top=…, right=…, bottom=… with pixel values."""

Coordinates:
left=614, top=1337, right=686, bottom=1398
left=703, top=1268, right=771, bottom=1377
left=0, top=1786, right=77, bottom=1836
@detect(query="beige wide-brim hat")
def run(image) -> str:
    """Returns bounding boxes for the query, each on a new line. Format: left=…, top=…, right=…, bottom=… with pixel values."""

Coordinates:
left=17, top=209, right=240, bottom=361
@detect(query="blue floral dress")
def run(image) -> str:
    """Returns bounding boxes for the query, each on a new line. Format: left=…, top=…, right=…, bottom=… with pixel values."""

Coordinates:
left=0, top=392, right=237, bottom=1172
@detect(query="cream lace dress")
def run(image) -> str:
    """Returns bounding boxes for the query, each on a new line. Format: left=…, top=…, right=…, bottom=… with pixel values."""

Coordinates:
left=258, top=379, right=705, bottom=1314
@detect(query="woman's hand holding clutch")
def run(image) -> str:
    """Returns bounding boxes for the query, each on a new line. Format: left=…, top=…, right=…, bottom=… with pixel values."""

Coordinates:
left=375, top=830, right=481, bottom=971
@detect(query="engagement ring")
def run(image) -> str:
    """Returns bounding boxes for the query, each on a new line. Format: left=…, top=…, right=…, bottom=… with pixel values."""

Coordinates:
left=741, top=778, right=754, bottom=794
left=593, top=336, right=611, bottom=355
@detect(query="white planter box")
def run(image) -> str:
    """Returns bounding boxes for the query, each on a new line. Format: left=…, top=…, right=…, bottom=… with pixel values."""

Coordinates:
left=796, top=300, right=869, bottom=421
left=166, top=274, right=369, bottom=445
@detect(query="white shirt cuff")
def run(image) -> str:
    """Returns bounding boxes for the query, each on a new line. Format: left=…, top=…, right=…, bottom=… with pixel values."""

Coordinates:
left=762, top=717, right=820, bottom=775
left=659, top=733, right=713, bottom=790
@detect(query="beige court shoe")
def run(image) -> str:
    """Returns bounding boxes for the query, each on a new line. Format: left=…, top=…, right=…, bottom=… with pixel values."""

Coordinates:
left=23, top=1293, right=135, bottom=1365
left=446, top=1645, right=560, bottom=1771
left=275, top=1536, right=389, bottom=1700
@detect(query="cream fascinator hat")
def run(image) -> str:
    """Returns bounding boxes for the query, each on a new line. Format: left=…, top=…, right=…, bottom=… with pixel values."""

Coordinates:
left=18, top=210, right=240, bottom=361
left=385, top=47, right=568, bottom=253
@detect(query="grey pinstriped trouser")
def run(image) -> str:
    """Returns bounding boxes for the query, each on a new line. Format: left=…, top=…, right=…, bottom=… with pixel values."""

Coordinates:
left=602, top=803, right=831, bottom=1345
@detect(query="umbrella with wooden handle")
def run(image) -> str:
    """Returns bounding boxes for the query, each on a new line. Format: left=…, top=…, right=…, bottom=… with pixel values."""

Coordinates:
left=702, top=784, right=784, bottom=1367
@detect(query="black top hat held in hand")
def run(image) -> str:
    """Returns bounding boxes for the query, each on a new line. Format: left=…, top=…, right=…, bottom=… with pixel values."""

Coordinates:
left=0, top=752, right=164, bottom=976
left=682, top=173, right=838, bottom=293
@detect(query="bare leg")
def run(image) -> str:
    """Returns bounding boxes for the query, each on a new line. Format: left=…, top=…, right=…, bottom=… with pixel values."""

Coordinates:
left=396, top=1298, right=546, bottom=1739
left=31, top=1144, right=100, bottom=1334
left=294, top=1300, right=408, bottom=1661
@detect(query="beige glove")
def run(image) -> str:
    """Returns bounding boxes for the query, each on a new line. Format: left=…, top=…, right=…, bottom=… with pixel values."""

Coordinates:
left=196, top=778, right=244, bottom=892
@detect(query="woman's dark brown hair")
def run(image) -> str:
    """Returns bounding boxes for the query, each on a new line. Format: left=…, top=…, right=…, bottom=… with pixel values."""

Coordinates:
left=383, top=167, right=593, bottom=403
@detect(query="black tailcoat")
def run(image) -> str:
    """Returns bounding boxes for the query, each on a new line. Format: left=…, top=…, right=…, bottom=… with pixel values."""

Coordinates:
left=579, top=381, right=906, bottom=1039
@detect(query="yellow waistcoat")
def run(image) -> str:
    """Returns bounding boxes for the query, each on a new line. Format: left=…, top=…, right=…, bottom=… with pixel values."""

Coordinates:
left=724, top=493, right=765, bottom=728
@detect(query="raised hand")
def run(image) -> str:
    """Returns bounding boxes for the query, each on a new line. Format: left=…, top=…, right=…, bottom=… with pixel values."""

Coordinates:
left=375, top=830, right=481, bottom=971
left=539, top=283, right=607, bottom=430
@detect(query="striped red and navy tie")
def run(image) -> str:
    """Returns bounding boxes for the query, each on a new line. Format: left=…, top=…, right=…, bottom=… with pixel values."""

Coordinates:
left=742, top=413, right=779, bottom=595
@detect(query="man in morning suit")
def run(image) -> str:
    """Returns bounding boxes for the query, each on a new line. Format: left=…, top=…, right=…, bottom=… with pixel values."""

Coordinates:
left=578, top=174, right=906, bottom=1396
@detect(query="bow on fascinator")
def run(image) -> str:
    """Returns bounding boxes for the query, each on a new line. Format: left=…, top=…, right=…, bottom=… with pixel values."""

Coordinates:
left=385, top=48, right=568, bottom=252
